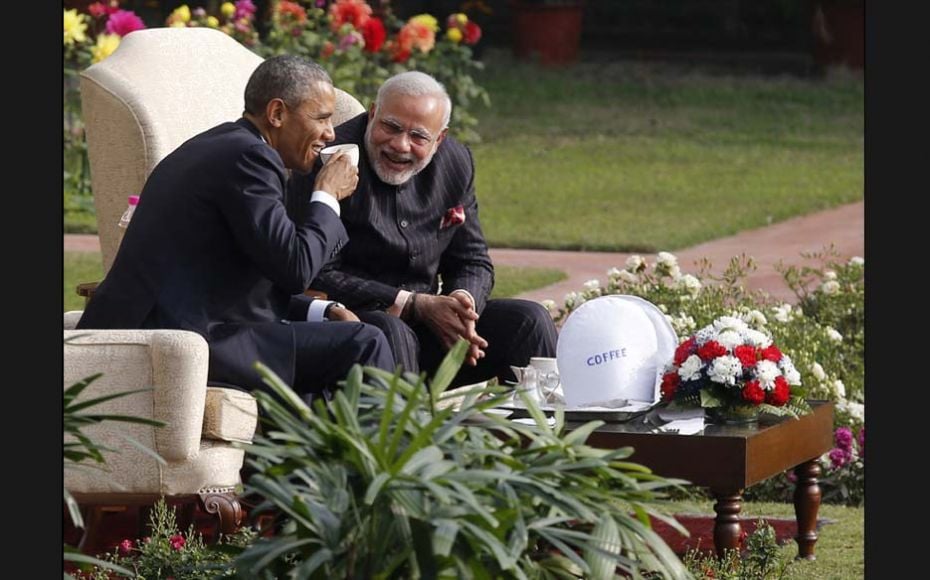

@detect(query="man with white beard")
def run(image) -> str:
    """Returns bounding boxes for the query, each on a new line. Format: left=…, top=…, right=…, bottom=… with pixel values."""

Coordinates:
left=287, top=71, right=557, bottom=387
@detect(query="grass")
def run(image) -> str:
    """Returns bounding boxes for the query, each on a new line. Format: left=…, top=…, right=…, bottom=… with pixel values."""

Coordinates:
left=665, top=498, right=864, bottom=579
left=489, top=265, right=566, bottom=299
left=64, top=252, right=103, bottom=312
left=471, top=51, right=863, bottom=251
left=64, top=252, right=566, bottom=310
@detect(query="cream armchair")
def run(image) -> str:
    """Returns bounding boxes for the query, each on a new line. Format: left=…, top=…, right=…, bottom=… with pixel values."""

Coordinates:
left=65, top=312, right=257, bottom=539
left=68, top=26, right=366, bottom=541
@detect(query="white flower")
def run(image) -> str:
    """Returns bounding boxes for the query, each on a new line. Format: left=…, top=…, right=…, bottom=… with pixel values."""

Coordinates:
left=825, top=327, right=843, bottom=342
left=618, top=270, right=638, bottom=283
left=708, top=355, right=743, bottom=386
left=755, top=360, right=781, bottom=390
left=625, top=255, right=645, bottom=272
left=810, top=362, right=826, bottom=381
left=670, top=313, right=696, bottom=334
left=564, top=292, right=583, bottom=309
left=541, top=299, right=556, bottom=311
left=656, top=251, right=678, bottom=268
left=823, top=270, right=838, bottom=281
left=678, top=354, right=703, bottom=382
left=772, top=303, right=793, bottom=323
left=821, top=280, right=840, bottom=295
left=657, top=303, right=668, bottom=313
left=716, top=329, right=743, bottom=350
left=606, top=267, right=622, bottom=278
left=583, top=279, right=600, bottom=291
left=849, top=256, right=864, bottom=266
left=677, top=274, right=702, bottom=296
left=713, top=316, right=748, bottom=334
left=837, top=400, right=865, bottom=423
left=743, top=328, right=772, bottom=348
left=742, top=309, right=767, bottom=328
left=833, top=379, right=846, bottom=399
left=779, top=355, right=801, bottom=385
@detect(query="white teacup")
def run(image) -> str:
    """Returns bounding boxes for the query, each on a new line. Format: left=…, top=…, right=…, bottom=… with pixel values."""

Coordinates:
left=320, top=143, right=359, bottom=167
left=529, top=357, right=561, bottom=398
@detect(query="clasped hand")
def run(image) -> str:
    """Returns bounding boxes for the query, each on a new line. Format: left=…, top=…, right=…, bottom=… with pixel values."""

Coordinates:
left=416, top=293, right=487, bottom=366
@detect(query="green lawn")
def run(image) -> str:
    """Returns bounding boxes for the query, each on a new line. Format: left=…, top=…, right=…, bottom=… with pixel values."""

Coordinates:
left=665, top=499, right=864, bottom=579
left=472, top=52, right=863, bottom=251
left=64, top=252, right=103, bottom=312
left=64, top=253, right=565, bottom=310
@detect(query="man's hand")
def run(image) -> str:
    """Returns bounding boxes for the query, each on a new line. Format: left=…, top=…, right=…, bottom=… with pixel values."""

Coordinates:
left=326, top=305, right=360, bottom=322
left=314, top=151, right=358, bottom=201
left=416, top=293, right=488, bottom=366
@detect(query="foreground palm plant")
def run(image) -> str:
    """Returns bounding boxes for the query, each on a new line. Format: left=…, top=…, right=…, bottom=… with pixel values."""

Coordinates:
left=237, top=340, right=691, bottom=578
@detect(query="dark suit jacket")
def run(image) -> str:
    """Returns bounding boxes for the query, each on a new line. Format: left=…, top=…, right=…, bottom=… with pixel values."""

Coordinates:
left=78, top=118, right=348, bottom=392
left=287, top=113, right=494, bottom=314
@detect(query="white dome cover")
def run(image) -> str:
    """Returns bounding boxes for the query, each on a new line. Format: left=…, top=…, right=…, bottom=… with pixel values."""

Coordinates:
left=556, top=295, right=678, bottom=407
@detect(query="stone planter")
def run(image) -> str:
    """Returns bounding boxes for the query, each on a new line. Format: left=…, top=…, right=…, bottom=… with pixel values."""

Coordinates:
left=510, top=1, right=585, bottom=66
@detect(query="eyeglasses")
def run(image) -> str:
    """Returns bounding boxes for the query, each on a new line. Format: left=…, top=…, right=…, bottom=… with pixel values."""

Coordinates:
left=377, top=118, right=437, bottom=147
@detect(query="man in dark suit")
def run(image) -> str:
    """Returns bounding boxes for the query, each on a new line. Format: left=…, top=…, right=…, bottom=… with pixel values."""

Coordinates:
left=287, top=71, right=557, bottom=387
left=78, top=55, right=394, bottom=397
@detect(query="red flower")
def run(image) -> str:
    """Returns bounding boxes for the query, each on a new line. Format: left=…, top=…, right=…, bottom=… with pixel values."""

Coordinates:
left=117, top=539, right=133, bottom=556
left=741, top=380, right=765, bottom=405
left=733, top=345, right=758, bottom=368
left=463, top=21, right=482, bottom=45
left=321, top=41, right=335, bottom=59
left=660, top=372, right=680, bottom=401
left=767, top=376, right=790, bottom=406
left=87, top=2, right=108, bottom=18
left=329, top=0, right=372, bottom=32
left=673, top=337, right=695, bottom=365
left=361, top=17, right=386, bottom=53
left=761, top=345, right=783, bottom=362
left=169, top=534, right=186, bottom=550
left=697, top=340, right=726, bottom=361
left=276, top=1, right=307, bottom=24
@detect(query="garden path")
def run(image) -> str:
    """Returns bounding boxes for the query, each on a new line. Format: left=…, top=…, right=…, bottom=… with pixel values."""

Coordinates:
left=65, top=201, right=863, bottom=305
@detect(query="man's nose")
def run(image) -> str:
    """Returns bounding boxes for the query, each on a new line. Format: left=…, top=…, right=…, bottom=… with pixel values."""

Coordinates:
left=322, top=119, right=335, bottom=142
left=388, top=131, right=412, bottom=152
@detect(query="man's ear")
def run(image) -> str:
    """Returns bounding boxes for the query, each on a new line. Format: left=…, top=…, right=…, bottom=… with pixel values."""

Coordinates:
left=436, top=127, right=449, bottom=146
left=266, top=98, right=287, bottom=128
left=368, top=102, right=377, bottom=121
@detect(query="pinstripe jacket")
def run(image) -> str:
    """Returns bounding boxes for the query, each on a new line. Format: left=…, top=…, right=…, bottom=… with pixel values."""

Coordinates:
left=287, top=113, right=495, bottom=315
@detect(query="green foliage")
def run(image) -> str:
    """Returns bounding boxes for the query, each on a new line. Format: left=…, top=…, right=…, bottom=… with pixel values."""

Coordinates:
left=682, top=519, right=799, bottom=579
left=79, top=499, right=255, bottom=579
left=235, top=341, right=691, bottom=578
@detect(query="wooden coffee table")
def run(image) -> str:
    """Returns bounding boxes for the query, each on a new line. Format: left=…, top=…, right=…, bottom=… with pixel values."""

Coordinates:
left=572, top=400, right=834, bottom=559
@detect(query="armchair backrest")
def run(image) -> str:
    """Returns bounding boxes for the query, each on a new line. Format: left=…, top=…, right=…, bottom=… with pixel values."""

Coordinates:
left=80, top=27, right=365, bottom=272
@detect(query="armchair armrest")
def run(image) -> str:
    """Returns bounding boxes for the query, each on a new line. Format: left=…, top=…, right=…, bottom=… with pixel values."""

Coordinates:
left=64, top=328, right=210, bottom=462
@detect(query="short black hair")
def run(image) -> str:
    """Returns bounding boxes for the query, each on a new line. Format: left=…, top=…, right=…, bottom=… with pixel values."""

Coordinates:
left=243, top=55, right=332, bottom=115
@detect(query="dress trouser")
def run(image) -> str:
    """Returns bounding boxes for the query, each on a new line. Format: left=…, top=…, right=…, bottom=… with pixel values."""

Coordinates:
left=357, top=298, right=558, bottom=388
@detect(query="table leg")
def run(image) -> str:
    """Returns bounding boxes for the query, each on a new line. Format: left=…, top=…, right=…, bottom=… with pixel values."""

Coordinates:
left=711, top=489, right=743, bottom=557
left=793, top=459, right=822, bottom=560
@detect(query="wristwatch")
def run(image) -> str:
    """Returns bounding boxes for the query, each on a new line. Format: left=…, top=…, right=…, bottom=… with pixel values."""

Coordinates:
left=323, top=301, right=346, bottom=319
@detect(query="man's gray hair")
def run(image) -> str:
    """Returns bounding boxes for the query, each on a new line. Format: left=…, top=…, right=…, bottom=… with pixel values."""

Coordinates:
left=244, top=55, right=332, bottom=115
left=375, top=71, right=452, bottom=130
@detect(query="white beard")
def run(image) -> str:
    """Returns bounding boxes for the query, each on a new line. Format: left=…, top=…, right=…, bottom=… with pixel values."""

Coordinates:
left=364, top=122, right=437, bottom=185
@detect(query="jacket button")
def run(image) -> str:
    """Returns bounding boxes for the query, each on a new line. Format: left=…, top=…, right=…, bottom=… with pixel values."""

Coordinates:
left=400, top=220, right=409, bottom=228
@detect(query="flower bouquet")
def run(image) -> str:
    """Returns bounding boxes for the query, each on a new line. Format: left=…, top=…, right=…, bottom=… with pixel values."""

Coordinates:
left=659, top=315, right=810, bottom=423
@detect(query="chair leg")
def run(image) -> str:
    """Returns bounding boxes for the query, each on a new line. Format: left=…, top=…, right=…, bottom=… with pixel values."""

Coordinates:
left=198, top=489, right=242, bottom=537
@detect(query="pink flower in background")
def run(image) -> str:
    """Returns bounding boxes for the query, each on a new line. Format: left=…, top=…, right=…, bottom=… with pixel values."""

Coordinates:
left=118, top=539, right=133, bottom=555
left=105, top=10, right=146, bottom=37
left=87, top=2, right=108, bottom=18
left=169, top=534, right=186, bottom=550
left=235, top=0, right=257, bottom=20
left=834, top=426, right=854, bottom=450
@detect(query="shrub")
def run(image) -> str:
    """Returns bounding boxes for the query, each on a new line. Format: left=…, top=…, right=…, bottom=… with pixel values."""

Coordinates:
left=235, top=341, right=691, bottom=578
